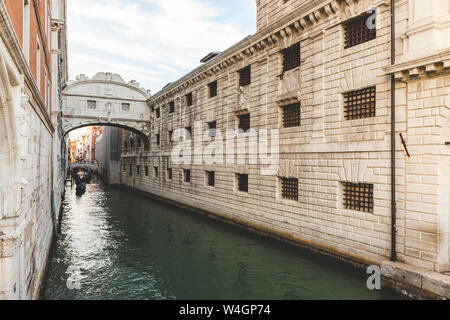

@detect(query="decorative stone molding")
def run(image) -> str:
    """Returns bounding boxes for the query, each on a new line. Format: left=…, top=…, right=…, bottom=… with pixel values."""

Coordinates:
left=384, top=51, right=450, bottom=80
left=277, top=160, right=298, bottom=178
left=338, top=159, right=371, bottom=183
left=340, top=65, right=377, bottom=92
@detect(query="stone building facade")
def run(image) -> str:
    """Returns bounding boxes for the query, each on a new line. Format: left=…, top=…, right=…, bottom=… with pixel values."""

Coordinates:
left=0, top=0, right=68, bottom=299
left=119, top=0, right=449, bottom=297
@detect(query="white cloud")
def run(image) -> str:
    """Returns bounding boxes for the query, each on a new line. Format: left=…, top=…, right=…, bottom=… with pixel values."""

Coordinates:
left=67, top=0, right=256, bottom=93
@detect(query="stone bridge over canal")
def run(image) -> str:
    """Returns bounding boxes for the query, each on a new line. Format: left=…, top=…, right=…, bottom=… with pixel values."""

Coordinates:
left=62, top=72, right=151, bottom=148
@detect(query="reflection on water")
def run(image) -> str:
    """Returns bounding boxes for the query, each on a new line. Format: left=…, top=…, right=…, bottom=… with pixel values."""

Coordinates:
left=40, top=182, right=399, bottom=300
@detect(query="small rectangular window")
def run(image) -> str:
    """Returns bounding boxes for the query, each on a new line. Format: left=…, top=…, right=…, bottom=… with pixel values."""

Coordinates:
left=87, top=100, right=97, bottom=109
left=281, top=177, right=298, bottom=201
left=208, top=81, right=217, bottom=98
left=342, top=182, right=374, bottom=213
left=282, top=42, right=300, bottom=73
left=344, top=13, right=376, bottom=49
left=123, top=164, right=126, bottom=172
left=156, top=133, right=160, bottom=146
left=343, top=86, right=376, bottom=120
left=154, top=167, right=159, bottom=178
left=207, top=121, right=216, bottom=138
left=168, top=130, right=173, bottom=143
left=281, top=102, right=301, bottom=128
left=122, top=103, right=130, bottom=111
left=186, top=93, right=193, bottom=106
left=129, top=165, right=132, bottom=176
left=206, top=171, right=215, bottom=187
left=137, top=165, right=140, bottom=175
left=169, top=101, right=175, bottom=113
left=184, top=169, right=191, bottom=183
left=145, top=166, right=149, bottom=176
left=239, top=66, right=251, bottom=87
left=238, top=114, right=250, bottom=132
left=167, top=168, right=173, bottom=181
left=237, top=174, right=249, bottom=193
left=155, top=108, right=160, bottom=118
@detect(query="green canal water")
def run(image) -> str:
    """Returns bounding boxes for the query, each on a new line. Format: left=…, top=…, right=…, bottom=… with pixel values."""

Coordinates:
left=40, top=182, right=400, bottom=300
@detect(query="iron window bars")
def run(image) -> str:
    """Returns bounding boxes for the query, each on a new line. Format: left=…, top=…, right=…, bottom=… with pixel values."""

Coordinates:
left=282, top=102, right=301, bottom=128
left=208, top=81, right=217, bottom=98
left=281, top=177, right=298, bottom=201
left=169, top=101, right=175, bottom=113
left=207, top=171, right=215, bottom=187
left=343, top=86, right=376, bottom=120
left=282, top=42, right=300, bottom=73
left=343, top=13, right=376, bottom=49
left=238, top=174, right=249, bottom=192
left=239, top=66, right=251, bottom=87
left=184, top=169, right=191, bottom=183
left=186, top=93, right=193, bottom=106
left=342, top=182, right=374, bottom=213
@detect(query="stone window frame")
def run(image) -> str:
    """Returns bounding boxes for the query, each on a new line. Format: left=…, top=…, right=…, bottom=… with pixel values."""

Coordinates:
left=166, top=167, right=173, bottom=181
left=236, top=173, right=249, bottom=193
left=145, top=166, right=149, bottom=177
left=87, top=100, right=97, bottom=110
left=169, top=101, right=175, bottom=113
left=156, top=133, right=160, bottom=146
left=183, top=169, right=191, bottom=183
left=341, top=181, right=374, bottom=213
left=208, top=80, right=218, bottom=98
left=342, top=86, right=376, bottom=120
left=237, top=113, right=251, bottom=133
left=205, top=171, right=215, bottom=187
left=280, top=102, right=301, bottom=128
left=281, top=42, right=301, bottom=73
left=207, top=120, right=217, bottom=139
left=185, top=92, right=193, bottom=107
left=154, top=167, right=159, bottom=178
left=121, top=102, right=131, bottom=112
left=239, top=65, right=251, bottom=87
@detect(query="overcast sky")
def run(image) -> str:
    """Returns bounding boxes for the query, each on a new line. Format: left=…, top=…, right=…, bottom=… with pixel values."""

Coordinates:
left=67, top=0, right=256, bottom=94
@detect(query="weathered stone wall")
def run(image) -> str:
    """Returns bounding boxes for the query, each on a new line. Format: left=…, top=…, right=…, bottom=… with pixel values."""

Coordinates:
left=120, top=0, right=449, bottom=276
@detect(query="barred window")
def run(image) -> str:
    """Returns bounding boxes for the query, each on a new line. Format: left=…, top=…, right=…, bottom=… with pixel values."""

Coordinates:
left=154, top=167, right=159, bottom=178
left=167, top=168, right=173, bottom=180
left=137, top=165, right=140, bottom=175
left=206, top=171, right=215, bottom=187
left=122, top=103, right=130, bottom=111
left=344, top=13, right=376, bottom=49
left=168, top=130, right=173, bottom=143
left=281, top=103, right=301, bottom=128
left=239, top=66, right=251, bottom=87
left=342, top=182, right=374, bottom=213
left=238, top=113, right=250, bottom=132
left=282, top=42, right=300, bottom=73
left=156, top=133, right=160, bottom=146
left=87, top=100, right=97, bottom=109
left=156, top=108, right=160, bottom=118
left=186, top=93, right=193, bottom=106
left=208, top=81, right=217, bottom=98
left=344, top=86, right=376, bottom=120
left=237, top=174, right=248, bottom=193
left=208, top=121, right=216, bottom=138
left=169, top=101, right=175, bottom=113
left=281, top=177, right=298, bottom=201
left=184, top=169, right=191, bottom=183
left=145, top=166, right=149, bottom=176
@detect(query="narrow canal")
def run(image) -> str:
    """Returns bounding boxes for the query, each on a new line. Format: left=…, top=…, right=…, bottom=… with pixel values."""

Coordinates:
left=40, top=182, right=399, bottom=300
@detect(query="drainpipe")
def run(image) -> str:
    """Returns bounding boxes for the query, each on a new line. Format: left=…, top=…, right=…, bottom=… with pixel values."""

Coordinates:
left=390, top=0, right=397, bottom=262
